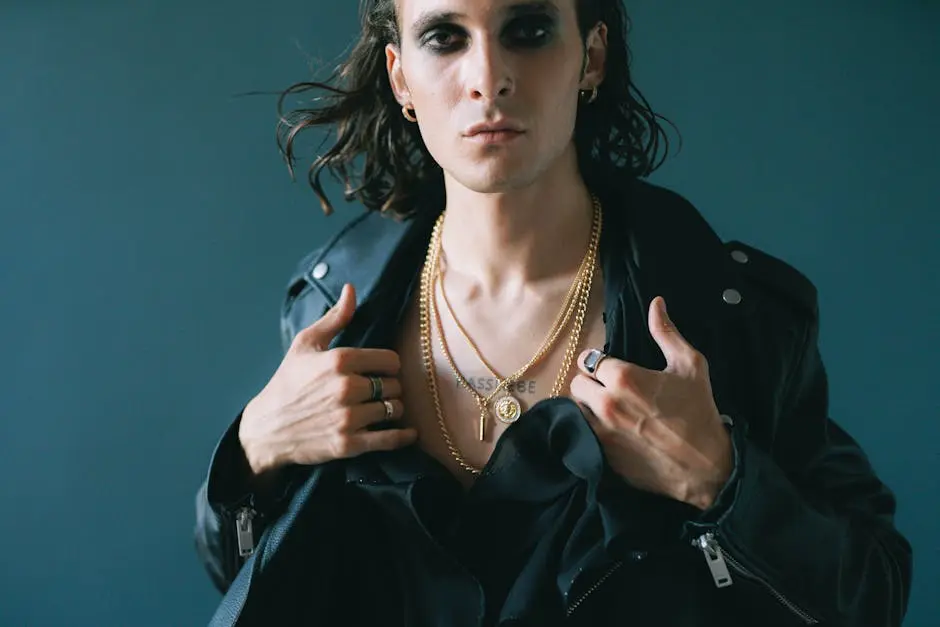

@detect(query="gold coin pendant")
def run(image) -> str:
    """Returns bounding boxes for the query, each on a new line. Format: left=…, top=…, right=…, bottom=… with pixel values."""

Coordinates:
left=493, top=394, right=523, bottom=424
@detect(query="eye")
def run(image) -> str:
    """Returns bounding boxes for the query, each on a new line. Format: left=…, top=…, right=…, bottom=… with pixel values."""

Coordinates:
left=505, top=16, right=554, bottom=47
left=421, top=26, right=465, bottom=52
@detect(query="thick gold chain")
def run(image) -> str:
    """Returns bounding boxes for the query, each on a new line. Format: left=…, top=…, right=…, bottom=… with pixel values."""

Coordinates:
left=418, top=196, right=603, bottom=474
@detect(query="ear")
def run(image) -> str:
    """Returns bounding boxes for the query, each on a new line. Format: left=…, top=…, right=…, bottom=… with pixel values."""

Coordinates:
left=579, top=22, right=608, bottom=89
left=385, top=43, right=411, bottom=105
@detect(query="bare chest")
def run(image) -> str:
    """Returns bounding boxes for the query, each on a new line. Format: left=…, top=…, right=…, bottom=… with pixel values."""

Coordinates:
left=395, top=278, right=607, bottom=489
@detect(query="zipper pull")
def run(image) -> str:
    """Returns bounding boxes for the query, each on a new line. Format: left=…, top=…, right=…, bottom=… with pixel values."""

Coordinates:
left=694, top=533, right=733, bottom=588
left=235, top=507, right=256, bottom=558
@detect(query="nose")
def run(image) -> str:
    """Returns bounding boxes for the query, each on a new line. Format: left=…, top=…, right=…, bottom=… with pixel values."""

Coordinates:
left=465, top=36, right=514, bottom=102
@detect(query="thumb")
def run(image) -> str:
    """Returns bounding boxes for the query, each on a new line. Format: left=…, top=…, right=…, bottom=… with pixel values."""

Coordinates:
left=648, top=296, right=687, bottom=370
left=303, top=283, right=357, bottom=350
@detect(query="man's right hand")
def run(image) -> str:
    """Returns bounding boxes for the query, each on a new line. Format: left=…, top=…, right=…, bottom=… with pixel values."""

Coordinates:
left=239, top=283, right=417, bottom=476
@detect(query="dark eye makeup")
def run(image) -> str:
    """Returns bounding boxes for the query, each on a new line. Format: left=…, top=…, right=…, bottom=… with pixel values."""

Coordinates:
left=418, top=13, right=557, bottom=54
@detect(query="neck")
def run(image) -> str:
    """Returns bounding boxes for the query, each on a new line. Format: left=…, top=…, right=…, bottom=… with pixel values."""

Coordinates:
left=438, top=149, right=595, bottom=300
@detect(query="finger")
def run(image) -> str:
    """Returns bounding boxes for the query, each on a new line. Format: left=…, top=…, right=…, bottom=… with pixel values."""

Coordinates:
left=349, top=398, right=406, bottom=430
left=330, top=347, right=402, bottom=376
left=569, top=374, right=609, bottom=416
left=577, top=348, right=613, bottom=385
left=295, top=283, right=357, bottom=351
left=345, top=426, right=419, bottom=458
left=341, top=375, right=403, bottom=404
left=647, top=296, right=692, bottom=372
left=577, top=348, right=652, bottom=389
left=571, top=375, right=623, bottom=435
left=571, top=373, right=654, bottom=437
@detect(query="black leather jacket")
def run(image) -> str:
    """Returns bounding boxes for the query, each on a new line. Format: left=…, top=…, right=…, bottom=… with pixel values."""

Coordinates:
left=194, top=179, right=912, bottom=626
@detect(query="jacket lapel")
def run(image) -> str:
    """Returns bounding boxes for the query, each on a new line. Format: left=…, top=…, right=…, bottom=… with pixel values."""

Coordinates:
left=607, top=180, right=756, bottom=428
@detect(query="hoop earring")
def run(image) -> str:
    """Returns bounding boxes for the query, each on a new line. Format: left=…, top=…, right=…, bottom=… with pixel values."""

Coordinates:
left=402, top=105, right=417, bottom=123
left=580, top=86, right=598, bottom=104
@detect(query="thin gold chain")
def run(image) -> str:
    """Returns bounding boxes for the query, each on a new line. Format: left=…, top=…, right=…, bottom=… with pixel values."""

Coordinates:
left=418, top=196, right=603, bottom=474
left=435, top=244, right=587, bottom=382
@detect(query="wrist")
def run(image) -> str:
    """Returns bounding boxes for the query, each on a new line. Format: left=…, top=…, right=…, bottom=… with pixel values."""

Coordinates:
left=689, top=434, right=735, bottom=511
left=238, top=400, right=276, bottom=477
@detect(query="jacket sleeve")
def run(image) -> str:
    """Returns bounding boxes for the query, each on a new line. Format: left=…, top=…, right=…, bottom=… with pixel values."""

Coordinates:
left=193, top=249, right=328, bottom=593
left=686, top=305, right=914, bottom=625
left=193, top=410, right=303, bottom=593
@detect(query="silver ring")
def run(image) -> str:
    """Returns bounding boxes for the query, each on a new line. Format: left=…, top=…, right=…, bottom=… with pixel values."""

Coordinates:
left=368, top=376, right=383, bottom=402
left=583, top=349, right=608, bottom=378
left=382, top=400, right=394, bottom=420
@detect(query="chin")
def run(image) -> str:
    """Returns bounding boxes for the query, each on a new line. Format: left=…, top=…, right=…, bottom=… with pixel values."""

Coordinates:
left=448, top=157, right=546, bottom=194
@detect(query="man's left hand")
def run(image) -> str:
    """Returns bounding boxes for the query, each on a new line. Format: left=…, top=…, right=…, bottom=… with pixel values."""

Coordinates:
left=570, top=296, right=733, bottom=511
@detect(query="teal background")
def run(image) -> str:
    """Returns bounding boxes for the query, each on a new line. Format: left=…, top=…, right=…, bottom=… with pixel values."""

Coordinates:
left=1, top=1, right=936, bottom=625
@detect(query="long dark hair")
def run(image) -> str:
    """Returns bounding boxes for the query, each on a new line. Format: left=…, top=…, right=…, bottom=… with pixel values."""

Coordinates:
left=276, top=0, right=676, bottom=218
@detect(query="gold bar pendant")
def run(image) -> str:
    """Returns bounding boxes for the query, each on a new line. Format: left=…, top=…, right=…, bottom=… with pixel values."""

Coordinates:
left=479, top=407, right=486, bottom=441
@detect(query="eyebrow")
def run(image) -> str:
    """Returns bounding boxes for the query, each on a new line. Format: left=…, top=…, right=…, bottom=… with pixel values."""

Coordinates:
left=410, top=1, right=560, bottom=35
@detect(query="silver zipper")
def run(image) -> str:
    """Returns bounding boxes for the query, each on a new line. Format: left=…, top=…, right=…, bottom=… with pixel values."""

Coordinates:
left=565, top=561, right=623, bottom=617
left=694, top=532, right=818, bottom=625
left=235, top=506, right=256, bottom=558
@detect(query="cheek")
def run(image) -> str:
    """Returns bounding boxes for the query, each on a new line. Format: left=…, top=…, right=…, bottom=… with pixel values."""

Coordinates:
left=406, top=66, right=462, bottom=154
left=406, top=65, right=454, bottom=117
left=405, top=55, right=458, bottom=105
left=525, top=52, right=582, bottom=135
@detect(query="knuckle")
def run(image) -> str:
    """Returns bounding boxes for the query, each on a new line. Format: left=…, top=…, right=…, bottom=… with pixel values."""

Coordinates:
left=333, top=376, right=356, bottom=403
left=688, top=350, right=708, bottom=373
left=290, top=327, right=314, bottom=350
left=325, top=348, right=350, bottom=372
left=336, top=406, right=358, bottom=431
left=612, top=364, right=633, bottom=389
left=329, top=433, right=354, bottom=459
left=596, top=394, right=619, bottom=418
left=336, top=348, right=358, bottom=371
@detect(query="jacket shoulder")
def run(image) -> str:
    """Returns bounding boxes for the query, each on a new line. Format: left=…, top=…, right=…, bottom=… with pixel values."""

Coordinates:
left=285, top=210, right=411, bottom=297
left=724, top=240, right=819, bottom=319
left=621, top=178, right=818, bottom=318
left=278, top=210, right=412, bottom=350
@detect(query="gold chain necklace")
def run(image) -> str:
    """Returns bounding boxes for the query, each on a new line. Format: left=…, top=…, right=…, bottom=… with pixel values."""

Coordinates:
left=436, top=243, right=586, bottom=391
left=434, top=198, right=601, bottom=435
left=418, top=196, right=603, bottom=474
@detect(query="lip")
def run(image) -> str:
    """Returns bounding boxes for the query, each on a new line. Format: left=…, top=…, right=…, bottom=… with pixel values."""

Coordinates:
left=463, top=120, right=525, bottom=137
left=465, top=129, right=525, bottom=145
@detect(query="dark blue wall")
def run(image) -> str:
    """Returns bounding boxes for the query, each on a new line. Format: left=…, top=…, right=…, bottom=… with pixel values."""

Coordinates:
left=1, top=1, right=936, bottom=625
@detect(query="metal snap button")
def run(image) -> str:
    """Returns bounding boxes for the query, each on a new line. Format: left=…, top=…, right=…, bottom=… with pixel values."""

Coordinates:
left=730, top=250, right=749, bottom=264
left=312, top=262, right=329, bottom=280
left=722, top=288, right=742, bottom=305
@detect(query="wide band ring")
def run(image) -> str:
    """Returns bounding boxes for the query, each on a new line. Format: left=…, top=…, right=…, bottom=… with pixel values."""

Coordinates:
left=382, top=400, right=395, bottom=420
left=583, top=349, right=608, bottom=379
left=368, top=376, right=384, bottom=402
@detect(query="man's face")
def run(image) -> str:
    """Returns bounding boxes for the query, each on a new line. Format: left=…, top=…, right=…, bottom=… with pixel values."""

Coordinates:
left=387, top=0, right=606, bottom=193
